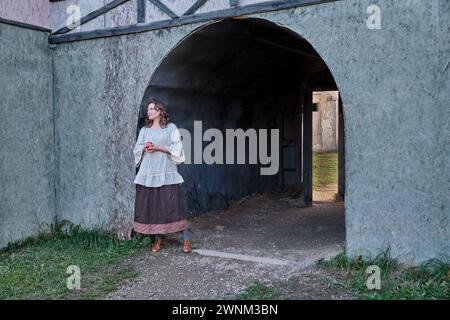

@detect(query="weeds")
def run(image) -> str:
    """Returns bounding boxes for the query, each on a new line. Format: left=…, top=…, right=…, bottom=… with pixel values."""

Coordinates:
left=0, top=219, right=149, bottom=300
left=317, top=249, right=449, bottom=300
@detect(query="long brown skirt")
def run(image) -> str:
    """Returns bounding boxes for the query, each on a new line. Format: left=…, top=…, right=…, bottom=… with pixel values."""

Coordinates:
left=133, top=183, right=188, bottom=235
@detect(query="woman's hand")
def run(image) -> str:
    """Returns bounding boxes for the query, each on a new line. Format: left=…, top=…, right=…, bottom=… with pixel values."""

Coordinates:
left=145, top=145, right=168, bottom=153
left=145, top=145, right=158, bottom=153
left=143, top=146, right=153, bottom=153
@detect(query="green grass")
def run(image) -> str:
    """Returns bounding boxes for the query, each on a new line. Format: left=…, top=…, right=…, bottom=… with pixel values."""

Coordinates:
left=317, top=250, right=450, bottom=300
left=237, top=250, right=449, bottom=300
left=0, top=220, right=150, bottom=300
left=313, top=152, right=338, bottom=189
left=236, top=282, right=281, bottom=300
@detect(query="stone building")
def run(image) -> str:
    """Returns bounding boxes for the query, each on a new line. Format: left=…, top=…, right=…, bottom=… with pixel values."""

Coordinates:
left=0, top=0, right=449, bottom=264
left=313, top=91, right=339, bottom=153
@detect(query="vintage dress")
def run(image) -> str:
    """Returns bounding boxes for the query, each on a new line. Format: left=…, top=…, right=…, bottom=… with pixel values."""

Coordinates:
left=132, top=122, right=187, bottom=234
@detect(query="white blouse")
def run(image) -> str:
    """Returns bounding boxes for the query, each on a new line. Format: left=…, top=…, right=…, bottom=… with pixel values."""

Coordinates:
left=133, top=122, right=185, bottom=187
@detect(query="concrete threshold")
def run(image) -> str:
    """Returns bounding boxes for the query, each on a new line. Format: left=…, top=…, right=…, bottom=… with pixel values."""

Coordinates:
left=193, top=249, right=296, bottom=266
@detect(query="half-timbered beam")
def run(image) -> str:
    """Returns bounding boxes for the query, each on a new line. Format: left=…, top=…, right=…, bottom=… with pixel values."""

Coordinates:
left=138, top=0, right=146, bottom=23
left=148, top=0, right=178, bottom=19
left=49, top=0, right=341, bottom=44
left=184, top=0, right=209, bottom=16
left=0, top=17, right=51, bottom=32
left=53, top=0, right=130, bottom=35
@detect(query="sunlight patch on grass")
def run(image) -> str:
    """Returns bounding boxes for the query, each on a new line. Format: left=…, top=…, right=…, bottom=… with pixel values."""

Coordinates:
left=313, top=152, right=338, bottom=189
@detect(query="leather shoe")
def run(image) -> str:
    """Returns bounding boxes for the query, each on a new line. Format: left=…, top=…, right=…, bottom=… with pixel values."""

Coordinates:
left=151, top=239, right=163, bottom=253
left=182, top=240, right=192, bottom=253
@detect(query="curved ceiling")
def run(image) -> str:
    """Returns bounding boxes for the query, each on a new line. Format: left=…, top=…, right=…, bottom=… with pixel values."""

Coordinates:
left=148, top=18, right=337, bottom=103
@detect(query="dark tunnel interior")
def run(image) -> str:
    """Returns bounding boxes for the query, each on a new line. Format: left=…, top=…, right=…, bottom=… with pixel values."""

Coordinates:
left=137, top=18, right=338, bottom=215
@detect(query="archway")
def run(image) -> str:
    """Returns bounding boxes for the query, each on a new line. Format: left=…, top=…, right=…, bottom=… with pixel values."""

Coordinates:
left=138, top=17, right=345, bottom=218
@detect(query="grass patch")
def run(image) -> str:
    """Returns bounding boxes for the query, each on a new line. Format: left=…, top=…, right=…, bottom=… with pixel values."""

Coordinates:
left=235, top=272, right=356, bottom=300
left=238, top=250, right=449, bottom=300
left=77, top=267, right=139, bottom=300
left=313, top=152, right=338, bottom=189
left=318, top=250, right=450, bottom=300
left=0, top=220, right=150, bottom=300
left=236, top=282, right=281, bottom=300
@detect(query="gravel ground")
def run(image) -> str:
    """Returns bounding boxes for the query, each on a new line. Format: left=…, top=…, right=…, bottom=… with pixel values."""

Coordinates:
left=105, top=192, right=346, bottom=300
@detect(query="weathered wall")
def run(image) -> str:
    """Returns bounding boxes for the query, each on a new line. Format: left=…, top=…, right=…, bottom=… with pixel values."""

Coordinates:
left=50, top=0, right=137, bottom=32
left=0, top=22, right=54, bottom=248
left=51, top=0, right=449, bottom=263
left=49, top=0, right=277, bottom=32
left=0, top=0, right=49, bottom=28
left=437, top=0, right=450, bottom=263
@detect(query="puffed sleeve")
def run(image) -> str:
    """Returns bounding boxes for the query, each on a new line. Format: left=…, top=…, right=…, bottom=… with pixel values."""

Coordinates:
left=165, top=123, right=185, bottom=165
left=133, top=127, right=145, bottom=167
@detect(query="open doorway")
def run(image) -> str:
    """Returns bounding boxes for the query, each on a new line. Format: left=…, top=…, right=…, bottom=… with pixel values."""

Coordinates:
left=312, top=91, right=340, bottom=203
left=139, top=17, right=346, bottom=212
left=301, top=89, right=345, bottom=206
left=140, top=18, right=310, bottom=212
left=136, top=18, right=346, bottom=261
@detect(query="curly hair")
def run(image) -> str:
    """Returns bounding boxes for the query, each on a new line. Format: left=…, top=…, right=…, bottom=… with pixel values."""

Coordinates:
left=144, top=98, right=170, bottom=128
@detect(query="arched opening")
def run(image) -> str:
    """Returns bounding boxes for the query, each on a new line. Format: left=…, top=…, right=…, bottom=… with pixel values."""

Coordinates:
left=137, top=18, right=346, bottom=249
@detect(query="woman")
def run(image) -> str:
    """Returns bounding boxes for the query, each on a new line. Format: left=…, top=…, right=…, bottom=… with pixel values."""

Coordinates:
left=133, top=98, right=191, bottom=253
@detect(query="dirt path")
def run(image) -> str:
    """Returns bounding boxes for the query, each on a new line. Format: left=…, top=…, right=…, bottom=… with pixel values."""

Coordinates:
left=105, top=192, right=345, bottom=300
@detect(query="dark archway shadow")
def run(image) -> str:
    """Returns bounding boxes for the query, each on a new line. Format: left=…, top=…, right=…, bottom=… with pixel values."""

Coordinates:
left=137, top=17, right=344, bottom=219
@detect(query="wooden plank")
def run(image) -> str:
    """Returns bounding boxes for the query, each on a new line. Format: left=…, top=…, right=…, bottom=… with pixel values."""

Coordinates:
left=0, top=17, right=51, bottom=32
left=53, top=0, right=130, bottom=35
left=297, top=91, right=303, bottom=191
left=138, top=0, right=146, bottom=23
left=49, top=0, right=341, bottom=44
left=338, top=95, right=345, bottom=201
left=184, top=0, right=209, bottom=16
left=148, top=0, right=178, bottom=19
left=303, top=90, right=313, bottom=206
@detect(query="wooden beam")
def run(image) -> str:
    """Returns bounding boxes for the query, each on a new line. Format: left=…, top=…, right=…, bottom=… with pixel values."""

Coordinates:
left=138, top=0, right=146, bottom=23
left=0, top=17, right=51, bottom=32
left=148, top=0, right=178, bottom=19
left=297, top=89, right=303, bottom=193
left=338, top=95, right=345, bottom=201
left=49, top=0, right=341, bottom=44
left=302, top=90, right=313, bottom=206
left=184, top=0, right=209, bottom=16
left=53, top=0, right=130, bottom=35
